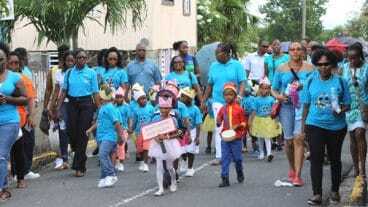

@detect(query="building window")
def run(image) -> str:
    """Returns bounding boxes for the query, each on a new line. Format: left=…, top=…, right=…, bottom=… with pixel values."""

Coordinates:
left=162, top=0, right=174, bottom=6
left=183, top=0, right=191, bottom=16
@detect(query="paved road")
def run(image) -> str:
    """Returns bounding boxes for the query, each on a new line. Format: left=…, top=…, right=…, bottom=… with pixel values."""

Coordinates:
left=3, top=136, right=352, bottom=207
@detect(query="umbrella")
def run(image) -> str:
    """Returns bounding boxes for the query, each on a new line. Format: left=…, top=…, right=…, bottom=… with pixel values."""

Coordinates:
left=325, top=38, right=348, bottom=53
left=336, top=36, right=368, bottom=57
left=280, top=41, right=291, bottom=53
left=196, top=42, right=220, bottom=85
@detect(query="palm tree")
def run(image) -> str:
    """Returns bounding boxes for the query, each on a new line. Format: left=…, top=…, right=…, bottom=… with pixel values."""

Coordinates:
left=4, top=0, right=146, bottom=47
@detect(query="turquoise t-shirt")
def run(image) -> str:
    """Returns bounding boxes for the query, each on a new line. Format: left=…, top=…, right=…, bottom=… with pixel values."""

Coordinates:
left=272, top=67, right=313, bottom=94
left=175, top=101, right=189, bottom=129
left=252, top=96, right=276, bottom=117
left=342, top=62, right=368, bottom=125
left=183, top=54, right=198, bottom=74
left=22, top=66, right=33, bottom=80
left=115, top=103, right=130, bottom=129
left=165, top=71, right=198, bottom=89
left=96, top=67, right=128, bottom=89
left=264, top=54, right=289, bottom=82
left=206, top=98, right=214, bottom=118
left=0, top=71, right=21, bottom=125
left=241, top=95, right=255, bottom=116
left=186, top=104, right=203, bottom=129
left=131, top=103, right=155, bottom=134
left=301, top=73, right=351, bottom=130
left=208, top=59, right=246, bottom=104
left=96, top=102, right=122, bottom=142
left=63, top=65, right=99, bottom=97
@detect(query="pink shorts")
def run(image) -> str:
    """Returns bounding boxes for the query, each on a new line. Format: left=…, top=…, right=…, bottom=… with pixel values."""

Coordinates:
left=136, top=134, right=151, bottom=153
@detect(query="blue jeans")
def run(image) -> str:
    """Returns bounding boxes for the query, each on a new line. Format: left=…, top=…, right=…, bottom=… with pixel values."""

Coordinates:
left=0, top=123, right=19, bottom=189
left=58, top=102, right=69, bottom=162
left=279, top=103, right=301, bottom=140
left=221, top=139, right=243, bottom=177
left=99, top=140, right=117, bottom=179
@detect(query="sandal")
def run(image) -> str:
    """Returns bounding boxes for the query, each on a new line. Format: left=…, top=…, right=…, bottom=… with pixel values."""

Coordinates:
left=0, top=189, right=11, bottom=202
left=307, top=194, right=322, bottom=206
left=75, top=171, right=85, bottom=177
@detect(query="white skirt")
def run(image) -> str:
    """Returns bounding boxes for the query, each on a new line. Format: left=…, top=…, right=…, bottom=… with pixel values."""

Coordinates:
left=149, top=139, right=184, bottom=160
left=185, top=129, right=200, bottom=154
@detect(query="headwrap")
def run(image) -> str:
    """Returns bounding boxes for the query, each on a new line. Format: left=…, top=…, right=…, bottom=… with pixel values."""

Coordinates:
left=133, top=90, right=146, bottom=101
left=223, top=82, right=237, bottom=94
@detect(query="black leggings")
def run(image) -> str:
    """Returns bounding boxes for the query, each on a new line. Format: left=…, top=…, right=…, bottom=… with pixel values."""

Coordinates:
left=11, top=129, right=27, bottom=180
left=306, top=125, right=346, bottom=195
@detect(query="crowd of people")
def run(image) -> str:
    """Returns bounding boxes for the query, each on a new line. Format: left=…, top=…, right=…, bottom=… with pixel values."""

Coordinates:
left=0, top=37, right=367, bottom=206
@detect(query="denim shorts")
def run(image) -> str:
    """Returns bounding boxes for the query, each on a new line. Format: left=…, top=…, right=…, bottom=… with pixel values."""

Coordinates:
left=279, top=104, right=302, bottom=140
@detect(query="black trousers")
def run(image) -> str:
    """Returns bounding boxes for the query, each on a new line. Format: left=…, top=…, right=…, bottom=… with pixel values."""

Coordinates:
left=67, top=99, right=95, bottom=172
left=11, top=128, right=27, bottom=180
left=306, top=125, right=346, bottom=195
left=23, top=129, right=35, bottom=173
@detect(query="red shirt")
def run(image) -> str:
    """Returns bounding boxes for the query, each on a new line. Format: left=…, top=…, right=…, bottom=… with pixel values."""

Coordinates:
left=217, top=102, right=246, bottom=139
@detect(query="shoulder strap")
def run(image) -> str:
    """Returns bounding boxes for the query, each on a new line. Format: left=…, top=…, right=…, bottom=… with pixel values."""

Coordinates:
left=290, top=68, right=300, bottom=81
left=65, top=69, right=72, bottom=95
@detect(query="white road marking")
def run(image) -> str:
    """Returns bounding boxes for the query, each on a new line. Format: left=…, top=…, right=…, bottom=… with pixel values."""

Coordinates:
left=110, top=160, right=212, bottom=207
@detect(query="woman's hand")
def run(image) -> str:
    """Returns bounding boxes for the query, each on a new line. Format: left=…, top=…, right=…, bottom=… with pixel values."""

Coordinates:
left=276, top=94, right=288, bottom=103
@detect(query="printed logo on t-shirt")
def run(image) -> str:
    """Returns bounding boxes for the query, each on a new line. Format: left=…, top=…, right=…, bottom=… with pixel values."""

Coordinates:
left=316, top=93, right=331, bottom=109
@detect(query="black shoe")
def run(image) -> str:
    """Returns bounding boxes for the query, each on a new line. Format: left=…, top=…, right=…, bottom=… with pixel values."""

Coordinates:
left=267, top=155, right=274, bottom=162
left=205, top=147, right=211, bottom=154
left=307, top=194, right=322, bottom=206
left=92, top=147, right=99, bottom=156
left=237, top=171, right=244, bottom=183
left=218, top=176, right=230, bottom=187
left=329, top=191, right=340, bottom=204
left=276, top=144, right=283, bottom=151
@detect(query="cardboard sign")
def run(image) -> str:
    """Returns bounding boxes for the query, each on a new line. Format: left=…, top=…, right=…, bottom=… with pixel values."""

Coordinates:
left=141, top=118, right=176, bottom=140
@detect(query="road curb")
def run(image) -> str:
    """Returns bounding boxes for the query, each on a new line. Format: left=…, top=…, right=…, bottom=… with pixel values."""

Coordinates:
left=32, top=140, right=97, bottom=170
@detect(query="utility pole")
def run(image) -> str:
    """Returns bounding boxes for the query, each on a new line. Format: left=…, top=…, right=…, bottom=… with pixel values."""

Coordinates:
left=302, top=0, right=307, bottom=39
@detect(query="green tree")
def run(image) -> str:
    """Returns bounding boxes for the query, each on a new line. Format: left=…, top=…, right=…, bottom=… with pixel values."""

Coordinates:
left=345, top=1, right=368, bottom=39
left=260, top=0, right=327, bottom=41
left=197, top=0, right=258, bottom=54
left=3, top=0, right=146, bottom=47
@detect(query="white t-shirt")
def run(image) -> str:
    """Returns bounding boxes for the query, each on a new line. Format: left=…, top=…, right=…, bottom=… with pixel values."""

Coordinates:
left=243, top=52, right=266, bottom=81
left=55, top=70, right=68, bottom=102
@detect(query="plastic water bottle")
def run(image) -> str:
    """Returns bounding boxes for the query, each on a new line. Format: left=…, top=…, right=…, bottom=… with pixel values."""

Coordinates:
left=330, top=87, right=341, bottom=113
left=284, top=84, right=291, bottom=96
left=59, top=120, right=66, bottom=130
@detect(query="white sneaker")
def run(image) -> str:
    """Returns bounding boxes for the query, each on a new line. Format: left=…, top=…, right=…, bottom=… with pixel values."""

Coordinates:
left=184, top=168, right=195, bottom=177
left=115, top=163, right=125, bottom=172
left=154, top=189, right=164, bottom=196
left=142, top=163, right=149, bottom=172
left=180, top=160, right=187, bottom=173
left=138, top=161, right=145, bottom=172
left=170, top=183, right=177, bottom=192
left=98, top=176, right=117, bottom=188
left=25, top=171, right=40, bottom=180
left=54, top=158, right=64, bottom=169
left=258, top=153, right=265, bottom=160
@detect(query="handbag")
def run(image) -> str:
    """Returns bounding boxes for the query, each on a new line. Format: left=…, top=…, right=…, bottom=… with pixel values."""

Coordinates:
left=271, top=101, right=281, bottom=119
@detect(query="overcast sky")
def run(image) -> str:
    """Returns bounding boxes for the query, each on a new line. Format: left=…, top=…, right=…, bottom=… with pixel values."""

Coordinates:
left=248, top=0, right=365, bottom=29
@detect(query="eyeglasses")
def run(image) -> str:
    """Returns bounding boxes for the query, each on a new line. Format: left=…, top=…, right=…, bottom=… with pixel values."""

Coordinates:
left=289, top=48, right=303, bottom=51
left=315, top=62, right=331, bottom=67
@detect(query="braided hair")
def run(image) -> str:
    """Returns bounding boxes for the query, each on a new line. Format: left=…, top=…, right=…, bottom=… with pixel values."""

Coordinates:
left=217, top=43, right=238, bottom=60
left=348, top=42, right=365, bottom=61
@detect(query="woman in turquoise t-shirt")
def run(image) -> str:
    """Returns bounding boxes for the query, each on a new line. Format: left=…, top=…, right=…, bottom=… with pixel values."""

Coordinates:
left=342, top=43, right=368, bottom=178
left=264, top=39, right=289, bottom=82
left=166, top=56, right=203, bottom=104
left=96, top=47, right=128, bottom=95
left=272, top=42, right=314, bottom=187
left=302, top=49, right=350, bottom=205
left=0, top=43, right=27, bottom=201
left=173, top=41, right=201, bottom=79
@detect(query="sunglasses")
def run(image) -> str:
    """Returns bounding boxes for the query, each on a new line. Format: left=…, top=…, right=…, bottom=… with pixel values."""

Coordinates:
left=289, top=48, right=302, bottom=51
left=316, top=62, right=331, bottom=67
left=77, top=56, right=87, bottom=60
left=8, top=61, right=19, bottom=65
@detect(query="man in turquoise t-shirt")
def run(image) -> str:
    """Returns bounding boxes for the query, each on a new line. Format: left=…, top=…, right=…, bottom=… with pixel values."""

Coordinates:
left=203, top=44, right=246, bottom=165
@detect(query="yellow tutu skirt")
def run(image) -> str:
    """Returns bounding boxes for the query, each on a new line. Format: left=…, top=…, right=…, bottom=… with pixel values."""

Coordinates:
left=202, top=115, right=215, bottom=132
left=251, top=116, right=282, bottom=139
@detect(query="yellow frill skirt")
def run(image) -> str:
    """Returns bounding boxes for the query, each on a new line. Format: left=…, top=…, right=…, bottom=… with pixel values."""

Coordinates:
left=251, top=116, right=282, bottom=139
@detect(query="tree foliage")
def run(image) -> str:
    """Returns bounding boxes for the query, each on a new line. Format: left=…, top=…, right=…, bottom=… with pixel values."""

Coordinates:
left=197, top=0, right=258, bottom=53
left=345, top=1, right=368, bottom=40
left=260, top=0, right=327, bottom=41
left=2, top=0, right=146, bottom=47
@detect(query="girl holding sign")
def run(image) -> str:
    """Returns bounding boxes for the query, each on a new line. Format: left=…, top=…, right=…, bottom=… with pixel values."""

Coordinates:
left=148, top=92, right=183, bottom=196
